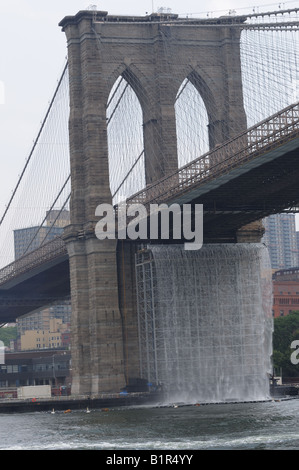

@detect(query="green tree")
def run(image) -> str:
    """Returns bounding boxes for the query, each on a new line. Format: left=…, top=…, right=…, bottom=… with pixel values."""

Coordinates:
left=0, top=326, right=17, bottom=348
left=273, top=311, right=299, bottom=377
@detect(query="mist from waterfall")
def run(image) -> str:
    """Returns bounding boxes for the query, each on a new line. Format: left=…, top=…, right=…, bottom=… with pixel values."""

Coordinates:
left=143, top=244, right=273, bottom=404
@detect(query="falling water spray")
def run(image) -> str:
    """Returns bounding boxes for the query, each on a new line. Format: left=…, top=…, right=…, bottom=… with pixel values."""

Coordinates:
left=136, top=243, right=273, bottom=404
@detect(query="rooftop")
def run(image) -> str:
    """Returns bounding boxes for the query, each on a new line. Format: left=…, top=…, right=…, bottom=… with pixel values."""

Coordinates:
left=59, top=10, right=247, bottom=29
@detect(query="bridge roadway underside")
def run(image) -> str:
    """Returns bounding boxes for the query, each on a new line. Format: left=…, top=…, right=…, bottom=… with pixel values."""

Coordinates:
left=153, top=137, right=299, bottom=243
left=0, top=137, right=298, bottom=323
left=200, top=145, right=299, bottom=241
left=0, top=257, right=70, bottom=323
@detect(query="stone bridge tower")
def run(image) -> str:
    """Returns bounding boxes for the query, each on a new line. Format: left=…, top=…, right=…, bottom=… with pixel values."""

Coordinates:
left=59, top=10, right=248, bottom=395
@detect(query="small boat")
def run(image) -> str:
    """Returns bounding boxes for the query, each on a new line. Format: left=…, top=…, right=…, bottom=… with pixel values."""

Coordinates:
left=86, top=407, right=91, bottom=413
left=51, top=408, right=55, bottom=414
left=64, top=409, right=71, bottom=413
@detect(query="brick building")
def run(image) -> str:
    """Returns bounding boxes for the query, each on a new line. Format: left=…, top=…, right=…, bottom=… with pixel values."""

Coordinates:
left=272, top=267, right=299, bottom=317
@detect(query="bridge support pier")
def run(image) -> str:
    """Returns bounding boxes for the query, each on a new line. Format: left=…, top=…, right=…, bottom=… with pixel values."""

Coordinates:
left=64, top=230, right=126, bottom=395
left=236, top=220, right=265, bottom=243
left=116, top=241, right=141, bottom=386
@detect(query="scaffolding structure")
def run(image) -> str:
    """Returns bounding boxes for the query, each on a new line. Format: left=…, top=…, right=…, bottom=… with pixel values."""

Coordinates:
left=135, top=248, right=159, bottom=386
left=135, top=244, right=273, bottom=403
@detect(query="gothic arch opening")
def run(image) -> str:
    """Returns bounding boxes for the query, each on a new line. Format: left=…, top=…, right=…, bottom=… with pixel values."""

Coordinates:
left=106, top=75, right=145, bottom=205
left=175, top=78, right=210, bottom=168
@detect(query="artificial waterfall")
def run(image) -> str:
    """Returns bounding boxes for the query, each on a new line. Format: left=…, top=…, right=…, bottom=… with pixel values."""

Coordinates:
left=136, top=243, right=273, bottom=403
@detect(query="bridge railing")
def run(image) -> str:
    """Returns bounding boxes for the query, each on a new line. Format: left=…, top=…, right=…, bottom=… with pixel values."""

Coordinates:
left=0, top=236, right=67, bottom=287
left=125, top=101, right=299, bottom=208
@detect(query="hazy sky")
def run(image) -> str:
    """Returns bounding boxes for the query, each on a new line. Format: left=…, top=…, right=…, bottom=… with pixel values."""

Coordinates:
left=0, top=0, right=297, bottom=217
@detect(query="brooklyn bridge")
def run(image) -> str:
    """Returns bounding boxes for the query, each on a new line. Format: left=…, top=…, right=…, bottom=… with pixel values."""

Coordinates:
left=0, top=7, right=298, bottom=401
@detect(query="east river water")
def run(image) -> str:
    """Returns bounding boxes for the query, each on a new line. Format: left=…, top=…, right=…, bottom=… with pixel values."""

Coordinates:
left=1, top=398, right=299, bottom=451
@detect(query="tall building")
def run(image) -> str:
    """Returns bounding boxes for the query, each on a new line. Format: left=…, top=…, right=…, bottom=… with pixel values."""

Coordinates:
left=262, top=213, right=298, bottom=270
left=14, top=210, right=71, bottom=348
left=14, top=210, right=70, bottom=259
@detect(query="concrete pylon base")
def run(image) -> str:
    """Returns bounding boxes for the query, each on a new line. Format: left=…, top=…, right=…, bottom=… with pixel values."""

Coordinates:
left=65, top=232, right=126, bottom=396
